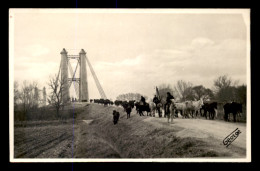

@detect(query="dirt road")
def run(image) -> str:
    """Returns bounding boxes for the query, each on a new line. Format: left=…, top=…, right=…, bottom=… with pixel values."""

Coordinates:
left=144, top=116, right=246, bottom=148
left=74, top=104, right=247, bottom=158
left=143, top=117, right=246, bottom=158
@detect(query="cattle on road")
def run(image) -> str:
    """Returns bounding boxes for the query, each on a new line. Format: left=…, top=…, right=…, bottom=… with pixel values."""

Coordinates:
left=135, top=102, right=151, bottom=116
left=223, top=102, right=242, bottom=122
left=201, top=102, right=218, bottom=120
left=125, top=103, right=132, bottom=119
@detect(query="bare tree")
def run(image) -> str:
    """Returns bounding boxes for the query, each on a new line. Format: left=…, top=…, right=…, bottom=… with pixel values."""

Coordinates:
left=48, top=75, right=66, bottom=118
left=42, top=86, right=47, bottom=106
left=183, top=87, right=195, bottom=101
left=192, top=85, right=214, bottom=101
left=20, top=80, right=39, bottom=114
left=235, top=84, right=246, bottom=105
left=204, top=88, right=215, bottom=100
left=213, top=75, right=239, bottom=102
left=14, top=81, right=20, bottom=109
left=33, top=86, right=39, bottom=109
left=192, top=85, right=204, bottom=100
left=14, top=80, right=51, bottom=121
left=173, top=80, right=193, bottom=101
left=214, top=75, right=232, bottom=91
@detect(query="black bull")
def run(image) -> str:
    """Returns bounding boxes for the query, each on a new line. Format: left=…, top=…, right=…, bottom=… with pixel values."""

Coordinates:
left=223, top=102, right=242, bottom=122
left=200, top=102, right=218, bottom=120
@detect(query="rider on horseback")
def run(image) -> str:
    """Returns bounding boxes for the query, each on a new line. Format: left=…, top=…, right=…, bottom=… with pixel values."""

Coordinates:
left=138, top=96, right=151, bottom=116
left=153, top=95, right=159, bottom=104
left=153, top=94, right=162, bottom=117
left=153, top=95, right=161, bottom=109
left=140, top=96, right=146, bottom=106
left=165, top=92, right=174, bottom=116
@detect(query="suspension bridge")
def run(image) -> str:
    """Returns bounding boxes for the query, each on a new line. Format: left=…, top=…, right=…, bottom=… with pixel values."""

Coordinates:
left=56, top=48, right=107, bottom=103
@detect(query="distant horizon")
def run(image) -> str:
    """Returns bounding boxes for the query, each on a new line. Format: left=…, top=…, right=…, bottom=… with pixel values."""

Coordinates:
left=13, top=69, right=247, bottom=102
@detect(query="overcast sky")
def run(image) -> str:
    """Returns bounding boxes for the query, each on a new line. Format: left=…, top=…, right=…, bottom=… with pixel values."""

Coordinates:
left=10, top=9, right=249, bottom=101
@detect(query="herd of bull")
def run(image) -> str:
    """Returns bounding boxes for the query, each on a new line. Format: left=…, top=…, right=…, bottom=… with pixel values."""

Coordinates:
left=90, top=98, right=243, bottom=124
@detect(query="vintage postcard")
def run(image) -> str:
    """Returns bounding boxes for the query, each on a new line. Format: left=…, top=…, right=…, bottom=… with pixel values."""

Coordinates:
left=9, top=8, right=251, bottom=162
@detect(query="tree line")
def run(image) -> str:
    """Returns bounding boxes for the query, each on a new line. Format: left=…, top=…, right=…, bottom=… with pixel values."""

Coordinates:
left=13, top=74, right=246, bottom=121
left=13, top=75, right=73, bottom=121
left=157, top=75, right=247, bottom=115
left=14, top=80, right=48, bottom=121
left=14, top=81, right=46, bottom=113
left=157, top=75, right=246, bottom=105
left=116, top=93, right=148, bottom=101
left=115, top=75, right=246, bottom=106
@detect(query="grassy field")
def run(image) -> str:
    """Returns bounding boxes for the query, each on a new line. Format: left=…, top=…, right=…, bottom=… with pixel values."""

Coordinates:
left=13, top=103, right=87, bottom=158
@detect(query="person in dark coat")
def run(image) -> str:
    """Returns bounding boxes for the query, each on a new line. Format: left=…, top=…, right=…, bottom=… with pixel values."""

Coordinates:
left=166, top=92, right=174, bottom=104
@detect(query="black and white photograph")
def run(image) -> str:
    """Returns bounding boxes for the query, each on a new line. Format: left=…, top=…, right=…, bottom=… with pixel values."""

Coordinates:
left=9, top=9, right=251, bottom=162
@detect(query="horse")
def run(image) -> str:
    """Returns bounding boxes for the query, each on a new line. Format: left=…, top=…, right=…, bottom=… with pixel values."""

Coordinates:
left=135, top=102, right=141, bottom=114
left=150, top=102, right=163, bottom=117
left=155, top=102, right=163, bottom=118
left=171, top=100, right=187, bottom=118
left=184, top=101, right=194, bottom=118
left=153, top=98, right=163, bottom=117
left=168, top=102, right=176, bottom=123
left=189, top=98, right=204, bottom=118
left=149, top=102, right=156, bottom=117
left=135, top=102, right=143, bottom=116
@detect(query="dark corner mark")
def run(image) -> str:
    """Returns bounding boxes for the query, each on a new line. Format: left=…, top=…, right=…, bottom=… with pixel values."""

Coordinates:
left=223, top=128, right=242, bottom=147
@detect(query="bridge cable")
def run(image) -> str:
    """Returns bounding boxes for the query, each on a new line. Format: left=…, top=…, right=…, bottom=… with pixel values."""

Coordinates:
left=84, top=55, right=107, bottom=99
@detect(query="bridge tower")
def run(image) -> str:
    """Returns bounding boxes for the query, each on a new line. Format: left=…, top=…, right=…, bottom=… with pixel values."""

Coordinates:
left=60, top=48, right=70, bottom=104
left=79, top=49, right=89, bottom=101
